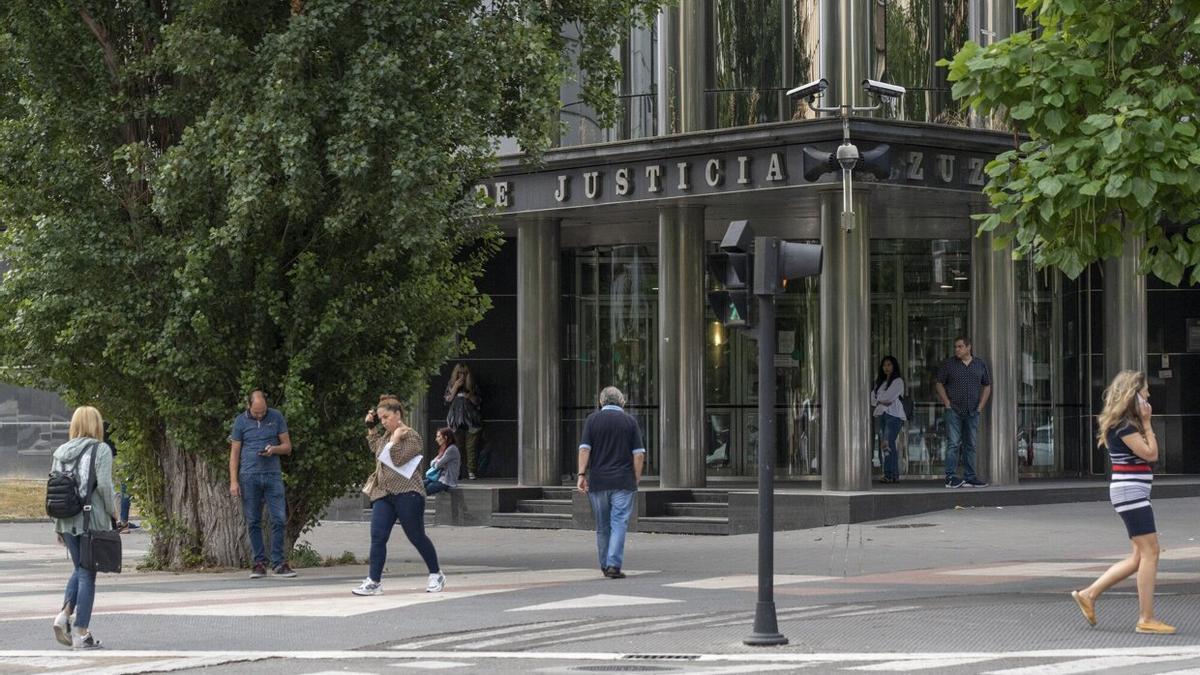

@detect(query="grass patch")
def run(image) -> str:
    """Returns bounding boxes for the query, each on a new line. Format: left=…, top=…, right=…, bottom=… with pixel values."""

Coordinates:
left=291, top=540, right=360, bottom=568
left=0, top=479, right=46, bottom=521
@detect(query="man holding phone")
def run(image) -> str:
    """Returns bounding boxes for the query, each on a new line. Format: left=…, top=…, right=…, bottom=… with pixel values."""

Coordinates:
left=229, top=389, right=296, bottom=578
left=935, top=337, right=992, bottom=489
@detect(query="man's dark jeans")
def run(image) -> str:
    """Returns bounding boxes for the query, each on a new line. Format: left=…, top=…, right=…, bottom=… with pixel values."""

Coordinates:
left=240, top=471, right=287, bottom=568
left=944, top=408, right=980, bottom=482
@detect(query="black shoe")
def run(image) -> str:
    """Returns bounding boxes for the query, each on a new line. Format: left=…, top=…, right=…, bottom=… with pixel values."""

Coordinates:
left=944, top=477, right=964, bottom=489
left=249, top=561, right=267, bottom=579
left=273, top=563, right=297, bottom=578
left=964, top=478, right=989, bottom=488
left=604, top=567, right=626, bottom=579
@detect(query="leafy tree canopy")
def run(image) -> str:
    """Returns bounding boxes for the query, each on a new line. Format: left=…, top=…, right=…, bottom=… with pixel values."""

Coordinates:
left=0, top=0, right=659, bottom=567
left=942, top=0, right=1200, bottom=283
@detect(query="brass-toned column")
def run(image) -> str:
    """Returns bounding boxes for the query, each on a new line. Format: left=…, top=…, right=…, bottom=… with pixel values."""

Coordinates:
left=658, top=206, right=706, bottom=488
left=1104, top=234, right=1147, bottom=380
left=517, top=219, right=561, bottom=486
left=971, top=229, right=1019, bottom=486
left=820, top=0, right=872, bottom=110
left=678, top=0, right=706, bottom=132
left=820, top=191, right=872, bottom=491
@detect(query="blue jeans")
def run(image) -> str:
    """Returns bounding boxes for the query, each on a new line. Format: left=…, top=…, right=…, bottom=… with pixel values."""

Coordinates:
left=879, top=413, right=903, bottom=480
left=240, top=472, right=287, bottom=568
left=61, top=533, right=97, bottom=629
left=369, top=492, right=439, bottom=582
left=587, top=489, right=635, bottom=570
left=945, top=408, right=980, bottom=481
left=424, top=479, right=451, bottom=495
left=118, top=482, right=131, bottom=523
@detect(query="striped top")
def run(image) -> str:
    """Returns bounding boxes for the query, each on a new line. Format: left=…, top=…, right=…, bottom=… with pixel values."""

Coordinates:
left=1107, top=421, right=1152, bottom=513
left=1107, top=421, right=1151, bottom=470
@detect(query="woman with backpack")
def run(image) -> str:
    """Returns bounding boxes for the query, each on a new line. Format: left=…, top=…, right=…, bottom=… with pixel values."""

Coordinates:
left=870, top=356, right=907, bottom=483
left=49, top=406, right=115, bottom=649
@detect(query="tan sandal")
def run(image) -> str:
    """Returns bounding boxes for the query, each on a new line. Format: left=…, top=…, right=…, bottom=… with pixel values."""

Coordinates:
left=1135, top=619, right=1176, bottom=634
left=1071, top=590, right=1096, bottom=626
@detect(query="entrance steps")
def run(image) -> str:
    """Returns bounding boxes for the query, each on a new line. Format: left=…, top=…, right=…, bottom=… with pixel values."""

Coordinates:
left=490, top=487, right=574, bottom=529
left=638, top=490, right=730, bottom=535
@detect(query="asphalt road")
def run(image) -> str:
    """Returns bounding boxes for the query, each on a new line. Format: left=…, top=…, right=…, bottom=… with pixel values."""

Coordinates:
left=2, top=496, right=1199, bottom=674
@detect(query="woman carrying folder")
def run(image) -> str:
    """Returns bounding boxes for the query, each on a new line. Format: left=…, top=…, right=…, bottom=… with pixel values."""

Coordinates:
left=353, top=395, right=445, bottom=596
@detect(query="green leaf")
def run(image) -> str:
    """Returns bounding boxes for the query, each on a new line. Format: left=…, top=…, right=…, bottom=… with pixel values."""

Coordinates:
left=1131, top=177, right=1157, bottom=208
left=1010, top=101, right=1036, bottom=120
left=1080, top=180, right=1104, bottom=196
left=1038, top=176, right=1065, bottom=197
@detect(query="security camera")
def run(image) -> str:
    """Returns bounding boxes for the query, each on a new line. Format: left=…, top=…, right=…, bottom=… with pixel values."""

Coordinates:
left=836, top=143, right=859, bottom=171
left=786, top=78, right=829, bottom=100
left=862, top=79, right=906, bottom=99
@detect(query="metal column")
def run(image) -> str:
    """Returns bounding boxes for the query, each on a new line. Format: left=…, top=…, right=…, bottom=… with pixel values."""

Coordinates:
left=1103, top=234, right=1147, bottom=381
left=820, top=0, right=872, bottom=111
left=678, top=0, right=706, bottom=133
left=517, top=218, right=561, bottom=486
left=658, top=206, right=706, bottom=488
left=971, top=229, right=1019, bottom=486
left=819, top=191, right=871, bottom=491
left=656, top=5, right=680, bottom=135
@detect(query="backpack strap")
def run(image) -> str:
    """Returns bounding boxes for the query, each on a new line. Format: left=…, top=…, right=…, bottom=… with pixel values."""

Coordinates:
left=80, top=440, right=100, bottom=534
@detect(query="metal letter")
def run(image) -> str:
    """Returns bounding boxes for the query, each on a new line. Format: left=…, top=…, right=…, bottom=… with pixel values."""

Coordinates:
left=968, top=158, right=986, bottom=186
left=677, top=162, right=691, bottom=190
left=737, top=155, right=751, bottom=185
left=646, top=165, right=663, bottom=193
left=584, top=171, right=601, bottom=199
left=616, top=167, right=631, bottom=195
left=766, top=152, right=786, bottom=182
left=475, top=184, right=489, bottom=201
left=494, top=181, right=510, bottom=208
left=936, top=154, right=956, bottom=183
left=906, top=152, right=924, bottom=181
left=705, top=159, right=723, bottom=187
left=554, top=175, right=570, bottom=202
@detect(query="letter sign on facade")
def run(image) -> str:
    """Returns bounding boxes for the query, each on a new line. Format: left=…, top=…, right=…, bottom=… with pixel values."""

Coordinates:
left=646, top=165, right=663, bottom=193
left=494, top=181, right=510, bottom=207
left=584, top=171, right=601, bottom=199
left=705, top=158, right=724, bottom=187
left=677, top=162, right=691, bottom=190
left=766, top=153, right=785, bottom=182
left=554, top=175, right=570, bottom=202
left=936, top=154, right=955, bottom=184
left=737, top=156, right=751, bottom=185
left=615, top=167, right=631, bottom=195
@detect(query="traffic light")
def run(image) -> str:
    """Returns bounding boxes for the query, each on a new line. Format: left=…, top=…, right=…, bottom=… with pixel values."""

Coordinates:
left=707, top=220, right=755, bottom=328
left=754, top=238, right=824, bottom=295
left=802, top=143, right=892, bottom=181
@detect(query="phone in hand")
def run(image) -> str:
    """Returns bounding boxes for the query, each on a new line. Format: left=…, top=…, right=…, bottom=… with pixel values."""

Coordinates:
left=1136, top=394, right=1149, bottom=412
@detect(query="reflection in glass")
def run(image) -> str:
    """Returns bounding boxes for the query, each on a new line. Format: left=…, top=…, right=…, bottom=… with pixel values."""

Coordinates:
left=708, top=0, right=787, bottom=128
left=1017, top=259, right=1057, bottom=473
left=704, top=241, right=820, bottom=477
left=560, top=24, right=657, bottom=146
left=562, top=246, right=659, bottom=474
left=0, top=382, right=71, bottom=479
left=870, top=239, right=971, bottom=478
left=877, top=0, right=969, bottom=124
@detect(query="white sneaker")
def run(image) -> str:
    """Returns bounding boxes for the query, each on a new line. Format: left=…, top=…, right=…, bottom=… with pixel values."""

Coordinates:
left=426, top=571, right=446, bottom=593
left=351, top=578, right=382, bottom=596
left=52, top=611, right=71, bottom=647
left=71, top=632, right=101, bottom=650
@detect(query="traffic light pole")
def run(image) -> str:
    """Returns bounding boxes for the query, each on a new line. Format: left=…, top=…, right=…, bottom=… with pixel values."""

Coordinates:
left=744, top=287, right=787, bottom=646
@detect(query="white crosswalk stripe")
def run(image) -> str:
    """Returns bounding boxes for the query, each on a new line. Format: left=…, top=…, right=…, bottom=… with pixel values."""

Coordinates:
left=984, top=654, right=1200, bottom=675
left=847, top=657, right=999, bottom=671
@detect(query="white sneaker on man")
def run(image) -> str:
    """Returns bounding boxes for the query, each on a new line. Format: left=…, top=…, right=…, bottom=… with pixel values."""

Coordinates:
left=426, top=572, right=446, bottom=593
left=351, top=578, right=382, bottom=596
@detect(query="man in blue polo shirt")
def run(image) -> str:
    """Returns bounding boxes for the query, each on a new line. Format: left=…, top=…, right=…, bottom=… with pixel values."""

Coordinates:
left=228, top=390, right=296, bottom=578
left=576, top=386, right=645, bottom=579
left=935, top=337, right=992, bottom=489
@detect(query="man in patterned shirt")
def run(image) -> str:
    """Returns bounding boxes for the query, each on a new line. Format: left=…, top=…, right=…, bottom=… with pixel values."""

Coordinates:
left=935, top=337, right=991, bottom=488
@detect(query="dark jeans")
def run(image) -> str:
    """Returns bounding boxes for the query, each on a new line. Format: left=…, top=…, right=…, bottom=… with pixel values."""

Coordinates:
left=945, top=408, right=980, bottom=481
left=879, top=413, right=903, bottom=480
left=240, top=471, right=287, bottom=568
left=369, top=492, right=439, bottom=582
left=424, top=479, right=451, bottom=495
left=62, top=533, right=97, bottom=629
left=118, top=482, right=131, bottom=523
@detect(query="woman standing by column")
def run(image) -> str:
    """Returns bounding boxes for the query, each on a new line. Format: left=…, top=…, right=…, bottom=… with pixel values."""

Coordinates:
left=870, top=356, right=906, bottom=483
left=352, top=395, right=445, bottom=596
left=50, top=406, right=115, bottom=649
left=444, top=363, right=484, bottom=479
left=1071, top=370, right=1174, bottom=634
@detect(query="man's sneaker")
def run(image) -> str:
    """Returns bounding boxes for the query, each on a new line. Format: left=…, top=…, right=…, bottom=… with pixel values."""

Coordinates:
left=52, top=612, right=71, bottom=647
left=72, top=632, right=102, bottom=650
left=945, top=477, right=964, bottom=489
left=249, top=562, right=267, bottom=579
left=604, top=566, right=626, bottom=579
left=468, top=472, right=477, bottom=480
left=351, top=578, right=382, bottom=596
left=273, top=563, right=297, bottom=578
left=964, top=478, right=989, bottom=488
left=426, top=571, right=446, bottom=593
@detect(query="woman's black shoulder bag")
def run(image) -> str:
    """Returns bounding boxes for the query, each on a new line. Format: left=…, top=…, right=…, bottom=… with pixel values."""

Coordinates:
left=79, top=446, right=122, bottom=574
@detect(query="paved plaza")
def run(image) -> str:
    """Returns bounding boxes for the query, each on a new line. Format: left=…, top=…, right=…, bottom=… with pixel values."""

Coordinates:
left=2, top=497, right=1200, bottom=673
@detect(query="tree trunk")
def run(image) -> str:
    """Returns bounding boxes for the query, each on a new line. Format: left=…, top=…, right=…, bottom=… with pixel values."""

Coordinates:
left=151, top=434, right=249, bottom=568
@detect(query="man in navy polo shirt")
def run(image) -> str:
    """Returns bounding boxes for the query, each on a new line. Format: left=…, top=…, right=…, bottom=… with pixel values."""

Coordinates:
left=228, top=390, right=296, bottom=578
left=576, top=386, right=645, bottom=579
left=935, top=337, right=992, bottom=489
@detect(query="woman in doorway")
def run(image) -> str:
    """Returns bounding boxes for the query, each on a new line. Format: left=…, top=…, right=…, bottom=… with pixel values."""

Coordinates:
left=870, top=355, right=906, bottom=483
left=353, top=395, right=445, bottom=596
left=1070, top=370, right=1173, bottom=634
left=444, top=363, right=484, bottom=479
left=424, top=427, right=460, bottom=496
left=50, top=406, right=115, bottom=649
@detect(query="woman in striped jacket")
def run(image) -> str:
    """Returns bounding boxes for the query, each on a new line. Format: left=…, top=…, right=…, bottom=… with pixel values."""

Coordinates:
left=1070, top=370, right=1173, bottom=634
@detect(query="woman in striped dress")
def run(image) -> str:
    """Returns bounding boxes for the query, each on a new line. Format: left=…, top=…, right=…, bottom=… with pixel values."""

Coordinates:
left=1070, top=370, right=1174, bottom=634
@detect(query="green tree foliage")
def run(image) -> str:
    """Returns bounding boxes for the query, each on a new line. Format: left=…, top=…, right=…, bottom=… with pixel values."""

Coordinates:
left=0, top=0, right=659, bottom=568
left=942, top=0, right=1200, bottom=283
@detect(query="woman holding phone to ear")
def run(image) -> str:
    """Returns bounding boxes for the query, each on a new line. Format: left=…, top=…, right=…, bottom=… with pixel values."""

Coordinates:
left=1070, top=370, right=1174, bottom=634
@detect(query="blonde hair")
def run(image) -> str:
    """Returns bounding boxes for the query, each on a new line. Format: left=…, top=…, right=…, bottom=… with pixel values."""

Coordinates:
left=68, top=406, right=104, bottom=441
left=1097, top=370, right=1146, bottom=448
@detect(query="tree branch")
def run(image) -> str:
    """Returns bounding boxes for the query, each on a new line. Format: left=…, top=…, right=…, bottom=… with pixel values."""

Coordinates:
left=78, top=8, right=122, bottom=87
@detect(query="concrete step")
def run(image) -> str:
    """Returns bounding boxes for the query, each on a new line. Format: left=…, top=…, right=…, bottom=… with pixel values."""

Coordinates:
left=664, top=502, right=727, bottom=518
left=637, top=516, right=729, bottom=535
left=515, top=499, right=573, bottom=515
left=490, top=512, right=573, bottom=529
left=690, top=491, right=730, bottom=504
left=541, top=487, right=576, bottom=500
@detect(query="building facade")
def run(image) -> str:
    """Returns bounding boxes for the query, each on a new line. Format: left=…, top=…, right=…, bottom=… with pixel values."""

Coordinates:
left=431, top=0, right=1196, bottom=488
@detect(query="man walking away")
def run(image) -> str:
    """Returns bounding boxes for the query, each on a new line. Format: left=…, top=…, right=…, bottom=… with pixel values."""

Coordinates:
left=577, top=386, right=644, bottom=579
left=935, top=337, right=992, bottom=488
left=229, top=389, right=297, bottom=578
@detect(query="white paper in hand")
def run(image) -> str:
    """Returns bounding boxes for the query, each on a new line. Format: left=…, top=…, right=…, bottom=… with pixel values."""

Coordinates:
left=379, top=442, right=422, bottom=479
